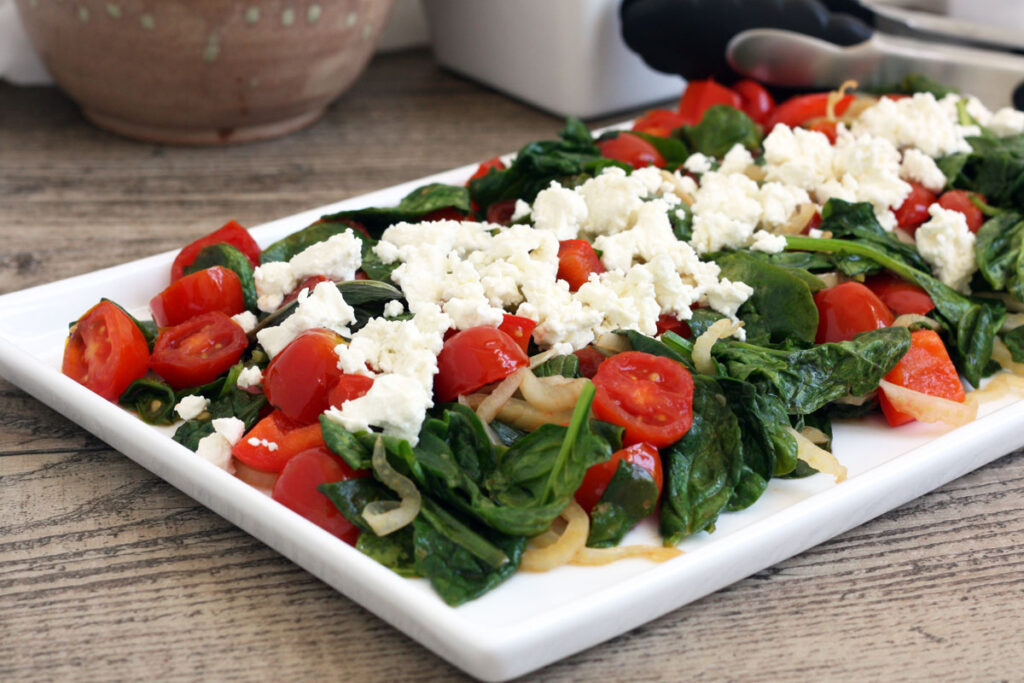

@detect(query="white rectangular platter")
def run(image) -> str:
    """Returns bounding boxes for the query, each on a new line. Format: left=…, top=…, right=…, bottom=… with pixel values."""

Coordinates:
left=2, top=162, right=1023, bottom=682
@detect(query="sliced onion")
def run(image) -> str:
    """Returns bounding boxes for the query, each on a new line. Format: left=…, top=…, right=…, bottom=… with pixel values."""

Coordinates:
left=742, top=164, right=766, bottom=182
left=660, top=169, right=695, bottom=205
left=826, top=79, right=858, bottom=121
left=778, top=202, right=817, bottom=235
left=595, top=332, right=631, bottom=354
left=692, top=318, right=742, bottom=375
left=520, top=500, right=589, bottom=572
left=877, top=379, right=976, bottom=427
left=891, top=314, right=940, bottom=329
left=1001, top=312, right=1024, bottom=332
left=786, top=426, right=846, bottom=483
left=816, top=272, right=841, bottom=289
left=834, top=390, right=876, bottom=406
left=460, top=395, right=504, bottom=445
left=975, top=291, right=1024, bottom=313
left=892, top=227, right=916, bottom=245
left=475, top=367, right=528, bottom=424
left=991, top=337, right=1024, bottom=377
left=965, top=373, right=1024, bottom=408
left=572, top=545, right=682, bottom=566
left=799, top=426, right=830, bottom=445
left=233, top=458, right=278, bottom=492
left=529, top=348, right=558, bottom=369
left=519, top=369, right=589, bottom=413
left=362, top=437, right=422, bottom=536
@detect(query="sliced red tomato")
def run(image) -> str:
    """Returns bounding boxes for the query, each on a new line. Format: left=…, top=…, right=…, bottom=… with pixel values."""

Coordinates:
left=807, top=120, right=839, bottom=144
left=655, top=314, right=692, bottom=339
left=149, top=311, right=248, bottom=389
left=573, top=346, right=606, bottom=379
left=802, top=211, right=822, bottom=234
left=878, top=329, right=965, bottom=427
left=894, top=181, right=938, bottom=233
left=272, top=445, right=369, bottom=544
left=865, top=274, right=935, bottom=316
left=434, top=327, right=529, bottom=402
left=149, top=265, right=245, bottom=328
left=486, top=198, right=518, bottom=225
left=591, top=351, right=695, bottom=448
left=678, top=79, right=741, bottom=125
left=328, top=373, right=375, bottom=407
left=732, top=79, right=775, bottom=124
left=557, top=239, right=605, bottom=291
left=232, top=409, right=325, bottom=473
left=263, top=328, right=345, bottom=424
left=467, top=156, right=506, bottom=184
left=937, top=190, right=985, bottom=233
left=764, top=92, right=854, bottom=132
left=280, top=275, right=332, bottom=308
left=596, top=132, right=665, bottom=168
left=814, top=281, right=895, bottom=344
left=574, top=442, right=663, bottom=514
left=498, top=314, right=536, bottom=354
left=62, top=300, right=150, bottom=401
left=171, top=220, right=261, bottom=282
left=631, top=108, right=687, bottom=137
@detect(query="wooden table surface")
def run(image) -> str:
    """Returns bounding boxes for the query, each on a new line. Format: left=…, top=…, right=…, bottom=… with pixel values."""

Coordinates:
left=3, top=49, right=1024, bottom=682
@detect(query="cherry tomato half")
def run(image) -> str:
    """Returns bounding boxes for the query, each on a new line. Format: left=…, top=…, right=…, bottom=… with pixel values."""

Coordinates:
left=498, top=314, right=536, bottom=354
left=678, top=79, right=741, bottom=125
left=149, top=265, right=246, bottom=328
left=467, top=156, right=506, bottom=184
left=937, top=190, right=985, bottom=233
left=655, top=314, right=692, bottom=339
left=596, top=132, right=665, bottom=169
left=764, top=93, right=854, bottom=132
left=281, top=275, right=331, bottom=308
left=574, top=442, right=663, bottom=514
left=557, top=239, right=605, bottom=291
left=272, top=445, right=369, bottom=544
left=171, top=220, right=261, bottom=282
left=732, top=79, right=775, bottom=124
left=573, top=346, right=606, bottom=380
left=878, top=329, right=965, bottom=427
left=264, top=328, right=346, bottom=424
left=864, top=274, right=935, bottom=316
left=434, top=327, right=529, bottom=402
left=62, top=300, right=150, bottom=401
left=632, top=108, right=687, bottom=137
left=592, top=351, right=695, bottom=448
left=486, top=198, right=519, bottom=226
left=232, top=409, right=325, bottom=473
left=894, top=181, right=938, bottom=233
left=328, top=373, right=375, bottom=407
left=813, top=282, right=894, bottom=344
left=149, top=311, right=248, bottom=389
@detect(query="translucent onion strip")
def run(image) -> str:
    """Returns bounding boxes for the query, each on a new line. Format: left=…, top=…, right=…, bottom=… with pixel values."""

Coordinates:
left=778, top=202, right=817, bottom=235
left=891, top=314, right=940, bottom=329
left=528, top=348, right=558, bottom=369
left=799, top=426, right=830, bottom=445
left=466, top=394, right=574, bottom=431
left=595, top=332, right=631, bottom=354
left=877, top=379, right=976, bottom=427
left=834, top=390, right=876, bottom=406
left=572, top=545, right=682, bottom=566
left=816, top=272, right=841, bottom=289
left=362, top=437, right=422, bottom=536
left=520, top=501, right=589, bottom=572
left=1001, top=312, right=1024, bottom=332
left=991, top=337, right=1024, bottom=377
left=460, top=394, right=503, bottom=446
left=475, top=367, right=528, bottom=424
left=660, top=169, right=695, bottom=205
left=826, top=79, right=858, bottom=121
left=519, top=369, right=589, bottom=413
left=966, top=373, right=1024, bottom=408
left=786, top=426, right=847, bottom=483
left=692, top=319, right=743, bottom=375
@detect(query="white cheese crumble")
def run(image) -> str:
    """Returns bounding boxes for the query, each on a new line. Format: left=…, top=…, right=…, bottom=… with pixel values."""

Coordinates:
left=256, top=280, right=355, bottom=358
left=174, top=394, right=209, bottom=421
left=195, top=416, right=246, bottom=473
left=231, top=310, right=258, bottom=334
left=915, top=204, right=978, bottom=292
left=853, top=92, right=979, bottom=158
left=683, top=152, right=713, bottom=175
left=253, top=231, right=363, bottom=312
left=383, top=299, right=405, bottom=317
left=236, top=366, right=263, bottom=389
left=899, top=148, right=947, bottom=193
left=531, top=181, right=588, bottom=240
left=247, top=437, right=279, bottom=451
left=718, top=144, right=755, bottom=174
left=323, top=373, right=432, bottom=445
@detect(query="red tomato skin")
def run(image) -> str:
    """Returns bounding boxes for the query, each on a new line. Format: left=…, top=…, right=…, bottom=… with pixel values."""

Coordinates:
left=591, top=351, right=695, bottom=448
left=596, top=132, right=666, bottom=168
left=149, top=311, right=248, bottom=389
left=171, top=220, right=261, bottom=282
left=557, top=239, right=606, bottom=291
left=281, top=275, right=331, bottom=308
left=878, top=329, right=965, bottom=426
left=272, top=445, right=369, bottom=544
left=486, top=198, right=519, bottom=225
left=328, top=373, right=375, bottom=407
left=150, top=266, right=246, bottom=328
left=263, top=329, right=345, bottom=424
left=434, top=327, right=529, bottom=402
left=813, top=282, right=895, bottom=344
left=894, top=182, right=938, bottom=233
left=864, top=274, right=935, bottom=316
left=233, top=410, right=325, bottom=473
left=632, top=109, right=687, bottom=137
left=574, top=442, right=663, bottom=514
left=808, top=120, right=839, bottom=144
left=62, top=300, right=150, bottom=401
left=732, top=79, right=775, bottom=124
left=937, top=190, right=985, bottom=233
left=765, top=93, right=854, bottom=131
left=498, top=314, right=537, bottom=354
left=468, top=156, right=506, bottom=184
left=678, top=80, right=742, bottom=125
left=573, top=347, right=606, bottom=379
left=655, top=314, right=692, bottom=339
left=802, top=211, right=822, bottom=235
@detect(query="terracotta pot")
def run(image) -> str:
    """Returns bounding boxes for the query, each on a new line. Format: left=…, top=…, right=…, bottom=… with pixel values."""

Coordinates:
left=14, top=0, right=395, bottom=144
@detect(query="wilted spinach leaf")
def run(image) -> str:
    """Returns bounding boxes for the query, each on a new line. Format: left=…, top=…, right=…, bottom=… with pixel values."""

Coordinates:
left=324, top=183, right=472, bottom=236
left=818, top=199, right=930, bottom=275
left=119, top=378, right=177, bottom=425
left=587, top=460, right=660, bottom=548
left=677, top=105, right=761, bottom=158
left=184, top=242, right=258, bottom=311
left=975, top=211, right=1024, bottom=301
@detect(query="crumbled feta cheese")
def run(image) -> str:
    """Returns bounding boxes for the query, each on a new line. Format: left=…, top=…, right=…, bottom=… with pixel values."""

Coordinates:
left=704, top=278, right=755, bottom=319
left=763, top=124, right=836, bottom=191
left=757, top=182, right=812, bottom=232
left=853, top=92, right=978, bottom=157
left=383, top=299, right=404, bottom=317
left=718, top=144, right=755, bottom=174
left=231, top=310, right=258, bottom=334
left=254, top=260, right=298, bottom=313
left=334, top=306, right=449, bottom=390
left=256, top=281, right=355, bottom=357
left=174, top=394, right=209, bottom=421
left=689, top=171, right=763, bottom=253
left=195, top=433, right=235, bottom=472
left=915, top=204, right=977, bottom=292
left=289, top=231, right=363, bottom=283
left=575, top=267, right=661, bottom=338
left=511, top=199, right=532, bottom=222
left=531, top=181, right=587, bottom=240
left=750, top=230, right=787, bottom=253
left=323, top=373, right=432, bottom=445
left=900, top=148, right=947, bottom=193
left=576, top=167, right=647, bottom=236
left=212, top=417, right=246, bottom=445
left=684, top=152, right=713, bottom=175
left=236, top=366, right=263, bottom=389
left=988, top=107, right=1024, bottom=137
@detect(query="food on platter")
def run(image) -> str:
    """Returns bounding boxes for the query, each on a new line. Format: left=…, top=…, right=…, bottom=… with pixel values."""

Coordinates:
left=62, top=76, right=1024, bottom=605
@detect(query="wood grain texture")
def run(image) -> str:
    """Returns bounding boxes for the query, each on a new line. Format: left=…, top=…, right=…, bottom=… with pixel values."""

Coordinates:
left=2, top=49, right=1024, bottom=682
